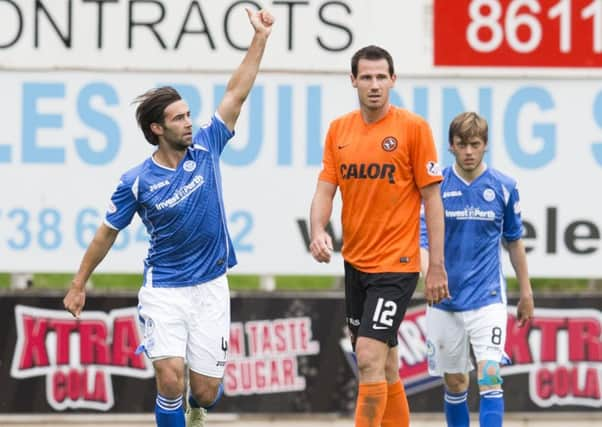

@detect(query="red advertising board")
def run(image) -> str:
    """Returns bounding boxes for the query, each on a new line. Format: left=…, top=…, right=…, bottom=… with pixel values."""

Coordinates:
left=1, top=293, right=600, bottom=413
left=434, top=0, right=602, bottom=67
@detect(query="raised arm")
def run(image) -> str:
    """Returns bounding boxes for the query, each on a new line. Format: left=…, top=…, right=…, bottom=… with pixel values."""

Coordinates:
left=217, top=9, right=274, bottom=131
left=63, top=223, right=119, bottom=317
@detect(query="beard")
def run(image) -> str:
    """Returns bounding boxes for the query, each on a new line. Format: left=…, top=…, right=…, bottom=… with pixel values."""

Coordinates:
left=163, top=132, right=192, bottom=151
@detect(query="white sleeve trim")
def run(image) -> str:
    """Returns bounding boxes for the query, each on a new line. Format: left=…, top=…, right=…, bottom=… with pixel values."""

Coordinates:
left=132, top=176, right=140, bottom=200
left=502, top=184, right=510, bottom=205
left=214, top=111, right=226, bottom=124
left=103, top=219, right=120, bottom=230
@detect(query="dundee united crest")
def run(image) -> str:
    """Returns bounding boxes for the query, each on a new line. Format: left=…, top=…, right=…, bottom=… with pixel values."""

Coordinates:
left=381, top=136, right=398, bottom=152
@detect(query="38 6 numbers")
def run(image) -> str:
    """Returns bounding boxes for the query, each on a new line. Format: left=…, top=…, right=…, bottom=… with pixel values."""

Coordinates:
left=0, top=208, right=254, bottom=252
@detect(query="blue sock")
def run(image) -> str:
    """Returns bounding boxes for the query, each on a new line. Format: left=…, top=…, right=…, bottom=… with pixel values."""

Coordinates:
left=479, top=389, right=504, bottom=427
left=188, top=382, right=224, bottom=411
left=155, top=394, right=184, bottom=427
left=444, top=389, right=470, bottom=427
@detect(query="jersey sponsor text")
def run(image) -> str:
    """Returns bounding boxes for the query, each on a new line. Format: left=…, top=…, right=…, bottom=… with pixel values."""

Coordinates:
left=445, top=206, right=496, bottom=221
left=155, top=175, right=205, bottom=210
left=339, top=163, right=395, bottom=184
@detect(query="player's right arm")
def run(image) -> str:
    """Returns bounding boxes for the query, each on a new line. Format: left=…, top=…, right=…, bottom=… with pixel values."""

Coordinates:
left=63, top=224, right=119, bottom=318
left=309, top=180, right=337, bottom=263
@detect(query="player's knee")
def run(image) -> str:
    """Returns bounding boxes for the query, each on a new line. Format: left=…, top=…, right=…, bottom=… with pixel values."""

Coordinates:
left=477, top=360, right=503, bottom=389
left=384, top=360, right=399, bottom=381
left=191, top=381, right=222, bottom=407
left=443, top=373, right=469, bottom=393
left=355, top=345, right=386, bottom=379
left=154, top=365, right=185, bottom=396
left=384, top=353, right=400, bottom=381
left=356, top=348, right=377, bottom=368
left=156, top=376, right=185, bottom=397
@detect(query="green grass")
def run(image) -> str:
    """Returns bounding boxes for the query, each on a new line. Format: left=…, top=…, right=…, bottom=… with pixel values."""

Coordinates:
left=506, top=277, right=599, bottom=292
left=0, top=272, right=599, bottom=293
left=0, top=273, right=339, bottom=291
left=275, top=275, right=338, bottom=290
left=416, top=277, right=600, bottom=293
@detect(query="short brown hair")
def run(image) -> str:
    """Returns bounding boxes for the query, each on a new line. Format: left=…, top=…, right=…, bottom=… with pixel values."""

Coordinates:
left=134, top=86, right=182, bottom=146
left=351, top=45, right=395, bottom=78
left=448, top=112, right=488, bottom=145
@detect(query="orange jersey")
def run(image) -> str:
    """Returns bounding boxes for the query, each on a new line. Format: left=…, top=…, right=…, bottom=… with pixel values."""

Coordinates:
left=319, top=106, right=442, bottom=273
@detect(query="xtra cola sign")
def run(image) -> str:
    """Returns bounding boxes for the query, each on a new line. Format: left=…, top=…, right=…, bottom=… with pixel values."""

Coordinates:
left=10, top=305, right=154, bottom=411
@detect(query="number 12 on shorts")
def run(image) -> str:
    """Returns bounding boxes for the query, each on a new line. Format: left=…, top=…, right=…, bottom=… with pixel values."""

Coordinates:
left=372, top=298, right=397, bottom=328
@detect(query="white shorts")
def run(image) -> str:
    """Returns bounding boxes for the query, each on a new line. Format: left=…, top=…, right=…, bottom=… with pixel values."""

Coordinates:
left=425, top=303, right=507, bottom=376
left=137, top=274, right=230, bottom=378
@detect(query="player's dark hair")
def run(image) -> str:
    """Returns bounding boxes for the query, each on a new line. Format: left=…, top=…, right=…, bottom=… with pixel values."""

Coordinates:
left=134, top=86, right=182, bottom=146
left=351, top=45, right=395, bottom=78
left=448, top=112, right=488, bottom=145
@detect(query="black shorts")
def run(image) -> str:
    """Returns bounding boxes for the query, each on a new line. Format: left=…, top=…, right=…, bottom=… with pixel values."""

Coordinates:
left=344, top=261, right=418, bottom=348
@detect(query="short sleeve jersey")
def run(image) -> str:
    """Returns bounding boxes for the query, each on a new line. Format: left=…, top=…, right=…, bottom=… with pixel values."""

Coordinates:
left=319, top=106, right=442, bottom=273
left=105, top=114, right=236, bottom=287
left=421, top=165, right=524, bottom=311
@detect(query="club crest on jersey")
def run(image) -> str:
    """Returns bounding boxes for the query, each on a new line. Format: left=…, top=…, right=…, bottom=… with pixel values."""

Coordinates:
left=381, top=136, right=398, bottom=152
left=483, top=188, right=495, bottom=202
left=183, top=160, right=196, bottom=172
left=426, top=161, right=442, bottom=176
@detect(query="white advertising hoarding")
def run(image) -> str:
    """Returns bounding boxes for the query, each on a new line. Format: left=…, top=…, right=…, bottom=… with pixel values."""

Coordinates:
left=0, top=0, right=431, bottom=73
left=1, top=72, right=601, bottom=276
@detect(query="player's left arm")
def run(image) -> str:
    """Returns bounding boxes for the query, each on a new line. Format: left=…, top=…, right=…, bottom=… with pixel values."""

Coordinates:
left=414, top=117, right=448, bottom=304
left=217, top=8, right=274, bottom=131
left=418, top=206, right=429, bottom=277
left=503, top=182, right=534, bottom=327
left=420, top=182, right=449, bottom=304
left=507, top=238, right=534, bottom=327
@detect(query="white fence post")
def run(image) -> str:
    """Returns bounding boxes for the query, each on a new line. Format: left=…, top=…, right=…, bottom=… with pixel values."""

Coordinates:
left=259, top=275, right=276, bottom=291
left=10, top=273, right=34, bottom=289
